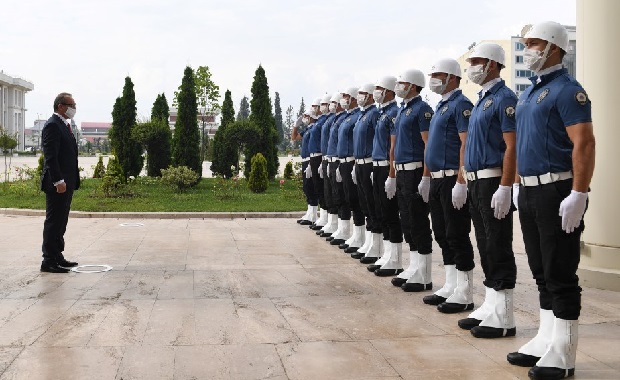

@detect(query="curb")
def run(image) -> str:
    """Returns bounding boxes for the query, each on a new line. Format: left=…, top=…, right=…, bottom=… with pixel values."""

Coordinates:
left=0, top=208, right=303, bottom=219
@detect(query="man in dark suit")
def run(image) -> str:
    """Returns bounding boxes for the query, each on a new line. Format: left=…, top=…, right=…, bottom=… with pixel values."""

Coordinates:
left=40, top=92, right=80, bottom=273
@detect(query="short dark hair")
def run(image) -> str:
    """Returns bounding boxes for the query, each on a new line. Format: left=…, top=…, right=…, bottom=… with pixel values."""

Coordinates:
left=53, top=92, right=72, bottom=111
left=414, top=85, right=423, bottom=94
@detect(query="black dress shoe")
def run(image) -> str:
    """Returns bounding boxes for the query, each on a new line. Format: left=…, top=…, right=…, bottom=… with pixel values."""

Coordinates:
left=374, top=268, right=403, bottom=277
left=507, top=352, right=541, bottom=367
left=299, top=220, right=313, bottom=226
left=338, top=243, right=348, bottom=249
left=41, top=263, right=70, bottom=273
left=458, top=317, right=482, bottom=330
left=350, top=252, right=364, bottom=259
left=401, top=282, right=433, bottom=292
left=317, top=230, right=328, bottom=236
left=326, top=236, right=334, bottom=241
left=471, top=325, right=516, bottom=338
left=423, top=294, right=447, bottom=305
left=437, top=302, right=474, bottom=314
left=330, top=238, right=345, bottom=245
left=58, top=259, right=78, bottom=267
left=297, top=219, right=303, bottom=224
left=310, top=224, right=323, bottom=230
left=391, top=277, right=407, bottom=287
left=359, top=256, right=378, bottom=264
left=367, top=264, right=381, bottom=272
left=344, top=246, right=359, bottom=253
left=528, top=366, right=574, bottom=380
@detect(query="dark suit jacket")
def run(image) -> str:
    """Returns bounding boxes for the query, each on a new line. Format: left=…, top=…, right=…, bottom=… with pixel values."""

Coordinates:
left=40, top=114, right=80, bottom=193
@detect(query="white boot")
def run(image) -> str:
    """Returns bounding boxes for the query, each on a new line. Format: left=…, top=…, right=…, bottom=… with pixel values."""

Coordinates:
left=315, top=209, right=328, bottom=227
left=344, top=224, right=358, bottom=246
left=356, top=231, right=372, bottom=254
left=375, top=242, right=403, bottom=276
left=459, top=286, right=494, bottom=329
left=395, top=251, right=419, bottom=281
left=331, top=218, right=350, bottom=242
left=439, top=270, right=474, bottom=313
left=322, top=214, right=339, bottom=235
left=402, top=253, right=433, bottom=292
left=507, top=309, right=555, bottom=367
left=308, top=205, right=318, bottom=223
left=530, top=318, right=578, bottom=378
left=472, top=289, right=516, bottom=338
left=298, top=205, right=310, bottom=222
left=366, top=240, right=391, bottom=271
left=434, top=265, right=458, bottom=299
left=345, top=225, right=365, bottom=249
left=360, top=233, right=383, bottom=262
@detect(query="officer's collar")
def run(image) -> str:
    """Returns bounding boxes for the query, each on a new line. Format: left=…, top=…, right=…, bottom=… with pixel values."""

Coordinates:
left=531, top=65, right=565, bottom=85
left=478, top=78, right=504, bottom=99
left=401, top=95, right=421, bottom=107
left=379, top=99, right=397, bottom=109
left=360, top=104, right=376, bottom=112
left=441, top=88, right=461, bottom=102
left=346, top=107, right=360, bottom=114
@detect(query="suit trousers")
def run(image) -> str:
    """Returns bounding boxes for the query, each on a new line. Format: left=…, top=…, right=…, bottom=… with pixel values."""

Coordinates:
left=42, top=189, right=74, bottom=264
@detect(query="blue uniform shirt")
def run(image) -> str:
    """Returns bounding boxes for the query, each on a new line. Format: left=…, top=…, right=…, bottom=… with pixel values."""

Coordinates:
left=393, top=96, right=433, bottom=164
left=321, top=113, right=338, bottom=155
left=425, top=90, right=473, bottom=172
left=353, top=105, right=379, bottom=159
left=326, top=112, right=347, bottom=157
left=308, top=114, right=327, bottom=154
left=372, top=101, right=399, bottom=161
left=336, top=108, right=361, bottom=158
left=465, top=80, right=517, bottom=172
left=299, top=126, right=311, bottom=159
left=516, top=68, right=592, bottom=176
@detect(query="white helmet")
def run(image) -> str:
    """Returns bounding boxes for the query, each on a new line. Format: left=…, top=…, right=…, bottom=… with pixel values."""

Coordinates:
left=330, top=92, right=343, bottom=103
left=375, top=76, right=397, bottom=91
left=321, top=94, right=332, bottom=104
left=397, top=69, right=426, bottom=87
left=311, top=98, right=321, bottom=107
left=466, top=42, right=506, bottom=65
left=429, top=58, right=462, bottom=78
left=341, top=87, right=359, bottom=98
left=521, top=21, right=569, bottom=52
left=358, top=83, right=375, bottom=94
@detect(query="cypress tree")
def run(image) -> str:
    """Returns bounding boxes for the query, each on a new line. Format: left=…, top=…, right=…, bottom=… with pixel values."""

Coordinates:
left=274, top=92, right=284, bottom=150
left=211, top=89, right=236, bottom=177
left=237, top=96, right=250, bottom=121
left=249, top=65, right=279, bottom=179
left=151, top=93, right=170, bottom=122
left=172, top=66, right=201, bottom=177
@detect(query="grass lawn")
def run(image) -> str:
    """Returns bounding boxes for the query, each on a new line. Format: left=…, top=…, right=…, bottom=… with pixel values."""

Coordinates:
left=0, top=177, right=307, bottom=212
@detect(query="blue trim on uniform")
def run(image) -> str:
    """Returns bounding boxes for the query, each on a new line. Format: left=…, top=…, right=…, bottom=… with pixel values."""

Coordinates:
left=394, top=97, right=434, bottom=164
left=372, top=102, right=399, bottom=161
left=353, top=105, right=379, bottom=159
left=336, top=108, right=361, bottom=158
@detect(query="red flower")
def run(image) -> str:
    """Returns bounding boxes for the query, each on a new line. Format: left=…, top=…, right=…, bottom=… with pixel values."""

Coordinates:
left=279, top=179, right=285, bottom=185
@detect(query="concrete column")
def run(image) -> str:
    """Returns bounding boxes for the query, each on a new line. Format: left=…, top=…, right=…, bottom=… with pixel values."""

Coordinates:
left=576, top=0, right=620, bottom=291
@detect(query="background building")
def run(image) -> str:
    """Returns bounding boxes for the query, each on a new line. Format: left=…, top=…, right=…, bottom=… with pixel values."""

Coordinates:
left=0, top=71, right=34, bottom=150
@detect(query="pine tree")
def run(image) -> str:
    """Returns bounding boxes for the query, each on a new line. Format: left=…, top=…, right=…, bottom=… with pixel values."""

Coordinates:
left=274, top=92, right=284, bottom=150
left=249, top=65, right=279, bottom=179
left=151, top=93, right=170, bottom=122
left=211, top=89, right=237, bottom=177
left=237, top=96, right=250, bottom=121
left=283, top=105, right=294, bottom=152
left=297, top=97, right=306, bottom=118
left=172, top=66, right=201, bottom=178
left=108, top=77, right=143, bottom=180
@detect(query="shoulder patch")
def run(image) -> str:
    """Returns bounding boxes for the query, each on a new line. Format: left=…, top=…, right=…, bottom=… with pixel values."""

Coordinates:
left=424, top=112, right=432, bottom=120
left=462, top=109, right=472, bottom=118
left=575, top=91, right=589, bottom=106
left=483, top=99, right=493, bottom=110
left=505, top=106, right=515, bottom=118
left=440, top=105, right=449, bottom=115
left=537, top=88, right=550, bottom=104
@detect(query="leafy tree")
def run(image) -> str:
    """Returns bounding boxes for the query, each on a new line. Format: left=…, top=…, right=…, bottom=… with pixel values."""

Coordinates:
left=0, top=126, right=17, bottom=182
left=211, top=89, right=237, bottom=178
left=247, top=152, right=269, bottom=193
left=108, top=77, right=143, bottom=180
left=222, top=119, right=261, bottom=178
left=249, top=64, right=279, bottom=179
left=93, top=156, right=105, bottom=178
left=237, top=96, right=250, bottom=121
left=274, top=92, right=284, bottom=150
left=283, top=161, right=294, bottom=179
left=172, top=66, right=201, bottom=178
left=297, top=97, right=306, bottom=118
left=132, top=119, right=171, bottom=177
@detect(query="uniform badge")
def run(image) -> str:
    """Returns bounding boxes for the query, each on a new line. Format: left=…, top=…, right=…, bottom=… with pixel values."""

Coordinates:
left=483, top=99, right=493, bottom=110
left=362, top=115, right=368, bottom=122
left=462, top=109, right=472, bottom=118
left=505, top=106, right=515, bottom=118
left=440, top=105, right=449, bottom=115
left=391, top=117, right=396, bottom=123
left=424, top=112, right=432, bottom=120
left=406, top=108, right=412, bottom=116
left=575, top=91, right=589, bottom=105
left=537, top=88, right=550, bottom=104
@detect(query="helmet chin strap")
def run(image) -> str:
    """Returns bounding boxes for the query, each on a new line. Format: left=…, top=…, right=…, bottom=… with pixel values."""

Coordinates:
left=535, top=42, right=555, bottom=73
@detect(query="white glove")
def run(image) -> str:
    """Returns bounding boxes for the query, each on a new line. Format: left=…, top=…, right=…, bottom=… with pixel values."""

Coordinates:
left=305, top=165, right=312, bottom=179
left=559, top=190, right=588, bottom=233
left=370, top=172, right=374, bottom=185
left=336, top=167, right=342, bottom=182
left=385, top=177, right=396, bottom=199
left=319, top=167, right=324, bottom=179
left=491, top=185, right=511, bottom=219
left=451, top=182, right=468, bottom=210
left=418, top=176, right=430, bottom=203
left=512, top=183, right=520, bottom=210
left=351, top=166, right=357, bottom=185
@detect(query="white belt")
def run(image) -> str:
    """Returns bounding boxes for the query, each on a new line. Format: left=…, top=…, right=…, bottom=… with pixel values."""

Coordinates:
left=465, top=167, right=502, bottom=181
left=327, top=156, right=340, bottom=163
left=520, top=171, right=573, bottom=187
left=395, top=161, right=423, bottom=171
left=301, top=157, right=310, bottom=162
left=310, top=153, right=322, bottom=158
left=430, top=169, right=458, bottom=178
left=339, top=156, right=355, bottom=163
left=356, top=157, right=373, bottom=164
left=373, top=160, right=389, bottom=167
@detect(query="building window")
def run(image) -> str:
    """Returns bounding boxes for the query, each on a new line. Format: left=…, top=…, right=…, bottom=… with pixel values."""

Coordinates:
left=515, top=42, right=525, bottom=51
left=515, top=55, right=524, bottom=63
left=516, top=84, right=531, bottom=92
left=516, top=69, right=534, bottom=78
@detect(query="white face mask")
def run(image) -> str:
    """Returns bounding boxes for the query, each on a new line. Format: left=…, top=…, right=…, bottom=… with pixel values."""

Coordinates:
left=302, top=117, right=310, bottom=126
left=356, top=93, right=367, bottom=107
left=523, top=47, right=549, bottom=72
left=320, top=104, right=329, bottom=114
left=467, top=63, right=488, bottom=85
left=373, top=89, right=385, bottom=104
left=339, top=97, right=350, bottom=110
left=310, top=107, right=319, bottom=117
left=394, top=83, right=409, bottom=99
left=429, top=76, right=448, bottom=94
left=329, top=103, right=337, bottom=113
left=65, top=107, right=76, bottom=119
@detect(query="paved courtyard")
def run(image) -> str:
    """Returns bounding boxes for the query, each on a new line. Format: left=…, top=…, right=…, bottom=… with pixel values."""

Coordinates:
left=0, top=213, right=617, bottom=379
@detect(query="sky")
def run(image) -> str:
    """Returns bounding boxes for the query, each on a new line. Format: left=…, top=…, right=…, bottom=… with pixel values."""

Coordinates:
left=1, top=0, right=577, bottom=130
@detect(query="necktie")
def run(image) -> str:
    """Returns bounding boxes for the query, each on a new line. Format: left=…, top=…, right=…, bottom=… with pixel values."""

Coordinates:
left=67, top=122, right=73, bottom=135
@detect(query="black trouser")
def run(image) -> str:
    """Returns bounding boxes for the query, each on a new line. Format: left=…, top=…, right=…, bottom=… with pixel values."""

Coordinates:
left=302, top=160, right=318, bottom=206
left=468, top=177, right=516, bottom=290
left=518, top=179, right=583, bottom=320
left=329, top=161, right=349, bottom=219
left=356, top=162, right=377, bottom=232
left=397, top=168, right=432, bottom=254
left=429, top=175, right=474, bottom=271
left=373, top=164, right=402, bottom=242
left=322, top=160, right=336, bottom=213
left=310, top=155, right=325, bottom=209
left=42, top=189, right=74, bottom=264
left=340, top=160, right=364, bottom=226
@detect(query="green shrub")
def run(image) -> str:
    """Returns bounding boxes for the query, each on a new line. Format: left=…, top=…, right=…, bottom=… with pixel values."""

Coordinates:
left=93, top=156, right=105, bottom=178
left=161, top=165, right=199, bottom=192
left=36, top=153, right=44, bottom=178
left=248, top=153, right=268, bottom=193
left=283, top=161, right=294, bottom=179
left=101, top=155, right=125, bottom=196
